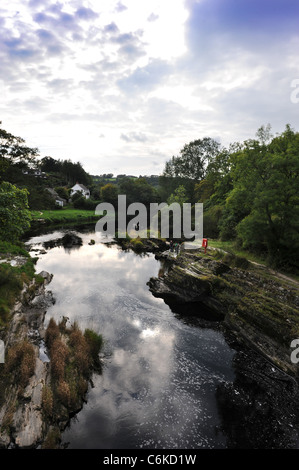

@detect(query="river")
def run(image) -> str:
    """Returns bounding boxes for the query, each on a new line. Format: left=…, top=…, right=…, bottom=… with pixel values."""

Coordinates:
left=24, top=224, right=299, bottom=449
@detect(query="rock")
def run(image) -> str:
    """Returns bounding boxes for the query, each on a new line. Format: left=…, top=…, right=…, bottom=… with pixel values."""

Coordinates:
left=148, top=249, right=299, bottom=377
left=148, top=258, right=226, bottom=321
left=13, top=358, right=49, bottom=449
left=43, top=232, right=83, bottom=250
left=0, top=270, right=53, bottom=448
left=61, top=232, right=83, bottom=248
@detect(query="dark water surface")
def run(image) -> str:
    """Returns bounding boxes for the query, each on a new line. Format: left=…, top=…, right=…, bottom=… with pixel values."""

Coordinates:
left=25, top=225, right=299, bottom=449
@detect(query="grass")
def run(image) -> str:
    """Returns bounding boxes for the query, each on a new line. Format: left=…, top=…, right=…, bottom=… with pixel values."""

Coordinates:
left=31, top=207, right=99, bottom=225
left=208, top=239, right=299, bottom=282
left=43, top=318, right=103, bottom=428
left=0, top=241, right=40, bottom=327
left=208, top=239, right=268, bottom=266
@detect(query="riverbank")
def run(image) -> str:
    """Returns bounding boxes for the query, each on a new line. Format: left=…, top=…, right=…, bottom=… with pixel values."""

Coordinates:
left=148, top=247, right=299, bottom=379
left=0, top=242, right=103, bottom=448
left=30, top=208, right=99, bottom=227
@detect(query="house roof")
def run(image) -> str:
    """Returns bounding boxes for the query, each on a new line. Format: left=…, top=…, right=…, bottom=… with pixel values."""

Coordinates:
left=46, top=188, right=66, bottom=202
left=46, top=188, right=58, bottom=197
left=73, top=183, right=89, bottom=192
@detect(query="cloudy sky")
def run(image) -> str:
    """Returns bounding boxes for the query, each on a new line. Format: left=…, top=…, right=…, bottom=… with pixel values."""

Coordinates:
left=1, top=0, right=299, bottom=176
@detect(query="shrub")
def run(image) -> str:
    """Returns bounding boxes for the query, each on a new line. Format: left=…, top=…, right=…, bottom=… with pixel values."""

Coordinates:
left=130, top=238, right=144, bottom=252
left=42, top=386, right=54, bottom=418
left=56, top=379, right=71, bottom=407
left=45, top=318, right=60, bottom=350
left=0, top=300, right=10, bottom=325
left=50, top=338, right=69, bottom=380
left=41, top=428, right=61, bottom=449
left=84, top=329, right=103, bottom=366
left=222, top=252, right=249, bottom=270
left=233, top=255, right=249, bottom=270
left=69, top=325, right=91, bottom=374
left=5, top=341, right=36, bottom=389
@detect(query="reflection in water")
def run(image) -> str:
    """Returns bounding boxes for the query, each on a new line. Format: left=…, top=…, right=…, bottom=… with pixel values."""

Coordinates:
left=26, top=227, right=235, bottom=449
left=216, top=347, right=299, bottom=449
left=24, top=226, right=299, bottom=449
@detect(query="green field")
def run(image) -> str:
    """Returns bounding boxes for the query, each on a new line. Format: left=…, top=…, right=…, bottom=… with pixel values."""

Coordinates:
left=31, top=208, right=99, bottom=224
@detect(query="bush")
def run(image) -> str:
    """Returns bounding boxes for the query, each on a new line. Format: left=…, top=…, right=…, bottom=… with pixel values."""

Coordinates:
left=73, top=196, right=96, bottom=210
left=84, top=329, right=103, bottom=365
left=0, top=264, right=22, bottom=289
left=42, top=386, right=54, bottom=418
left=45, top=318, right=60, bottom=350
left=233, top=255, right=249, bottom=270
left=222, top=252, right=249, bottom=270
left=56, top=380, right=71, bottom=406
left=203, top=205, right=223, bottom=238
left=5, top=341, right=36, bottom=389
left=130, top=238, right=144, bottom=252
left=0, top=300, right=10, bottom=325
left=69, top=325, right=90, bottom=374
left=50, top=338, right=69, bottom=380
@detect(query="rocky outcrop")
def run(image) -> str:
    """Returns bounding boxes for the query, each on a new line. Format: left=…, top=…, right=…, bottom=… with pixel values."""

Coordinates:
left=116, top=237, right=168, bottom=254
left=42, top=232, right=83, bottom=251
left=148, top=253, right=227, bottom=320
left=0, top=271, right=54, bottom=448
left=148, top=248, right=299, bottom=378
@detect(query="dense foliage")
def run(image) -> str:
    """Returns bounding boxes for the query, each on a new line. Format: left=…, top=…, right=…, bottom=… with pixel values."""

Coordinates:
left=160, top=124, right=299, bottom=272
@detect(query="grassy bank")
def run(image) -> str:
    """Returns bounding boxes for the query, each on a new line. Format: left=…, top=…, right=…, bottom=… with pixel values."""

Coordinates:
left=31, top=208, right=99, bottom=225
left=207, top=239, right=299, bottom=282
left=0, top=241, right=41, bottom=328
left=208, top=239, right=268, bottom=265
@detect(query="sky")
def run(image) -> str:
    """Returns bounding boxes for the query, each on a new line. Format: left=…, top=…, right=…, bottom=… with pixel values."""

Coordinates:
left=1, top=0, right=299, bottom=176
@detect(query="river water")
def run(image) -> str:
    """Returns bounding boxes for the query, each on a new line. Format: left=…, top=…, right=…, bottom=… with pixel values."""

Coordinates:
left=24, top=225, right=299, bottom=449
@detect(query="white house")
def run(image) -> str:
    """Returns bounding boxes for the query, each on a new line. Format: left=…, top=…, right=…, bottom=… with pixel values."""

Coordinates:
left=70, top=183, right=90, bottom=199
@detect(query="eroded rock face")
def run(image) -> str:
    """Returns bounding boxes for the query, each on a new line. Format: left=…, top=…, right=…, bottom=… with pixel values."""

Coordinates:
left=0, top=272, right=54, bottom=448
left=148, top=249, right=299, bottom=378
left=147, top=258, right=226, bottom=321
left=13, top=357, right=49, bottom=448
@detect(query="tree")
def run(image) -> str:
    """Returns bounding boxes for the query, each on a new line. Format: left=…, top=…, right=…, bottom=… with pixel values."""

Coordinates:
left=163, top=138, right=221, bottom=181
left=167, top=185, right=188, bottom=206
left=222, top=125, right=299, bottom=269
left=101, top=183, right=118, bottom=206
left=0, top=122, right=39, bottom=175
left=0, top=182, right=31, bottom=241
left=119, top=177, right=159, bottom=206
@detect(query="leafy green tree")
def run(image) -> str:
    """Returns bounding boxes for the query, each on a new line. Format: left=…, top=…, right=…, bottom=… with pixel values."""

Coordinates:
left=222, top=125, right=299, bottom=269
left=101, top=183, right=118, bottom=206
left=163, top=138, right=221, bottom=181
left=167, top=185, right=188, bottom=206
left=0, top=122, right=39, bottom=180
left=55, top=186, right=69, bottom=200
left=0, top=182, right=31, bottom=241
left=159, top=138, right=222, bottom=203
left=119, top=177, right=159, bottom=206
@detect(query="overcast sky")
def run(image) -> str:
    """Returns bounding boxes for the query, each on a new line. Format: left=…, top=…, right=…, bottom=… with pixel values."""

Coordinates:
left=1, top=0, right=298, bottom=176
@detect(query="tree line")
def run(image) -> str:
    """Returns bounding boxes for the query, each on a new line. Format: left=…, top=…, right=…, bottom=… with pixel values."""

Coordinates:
left=0, top=121, right=298, bottom=272
left=159, top=124, right=299, bottom=272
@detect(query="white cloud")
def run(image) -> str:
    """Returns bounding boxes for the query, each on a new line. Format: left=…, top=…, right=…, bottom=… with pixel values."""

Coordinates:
left=0, top=0, right=298, bottom=176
